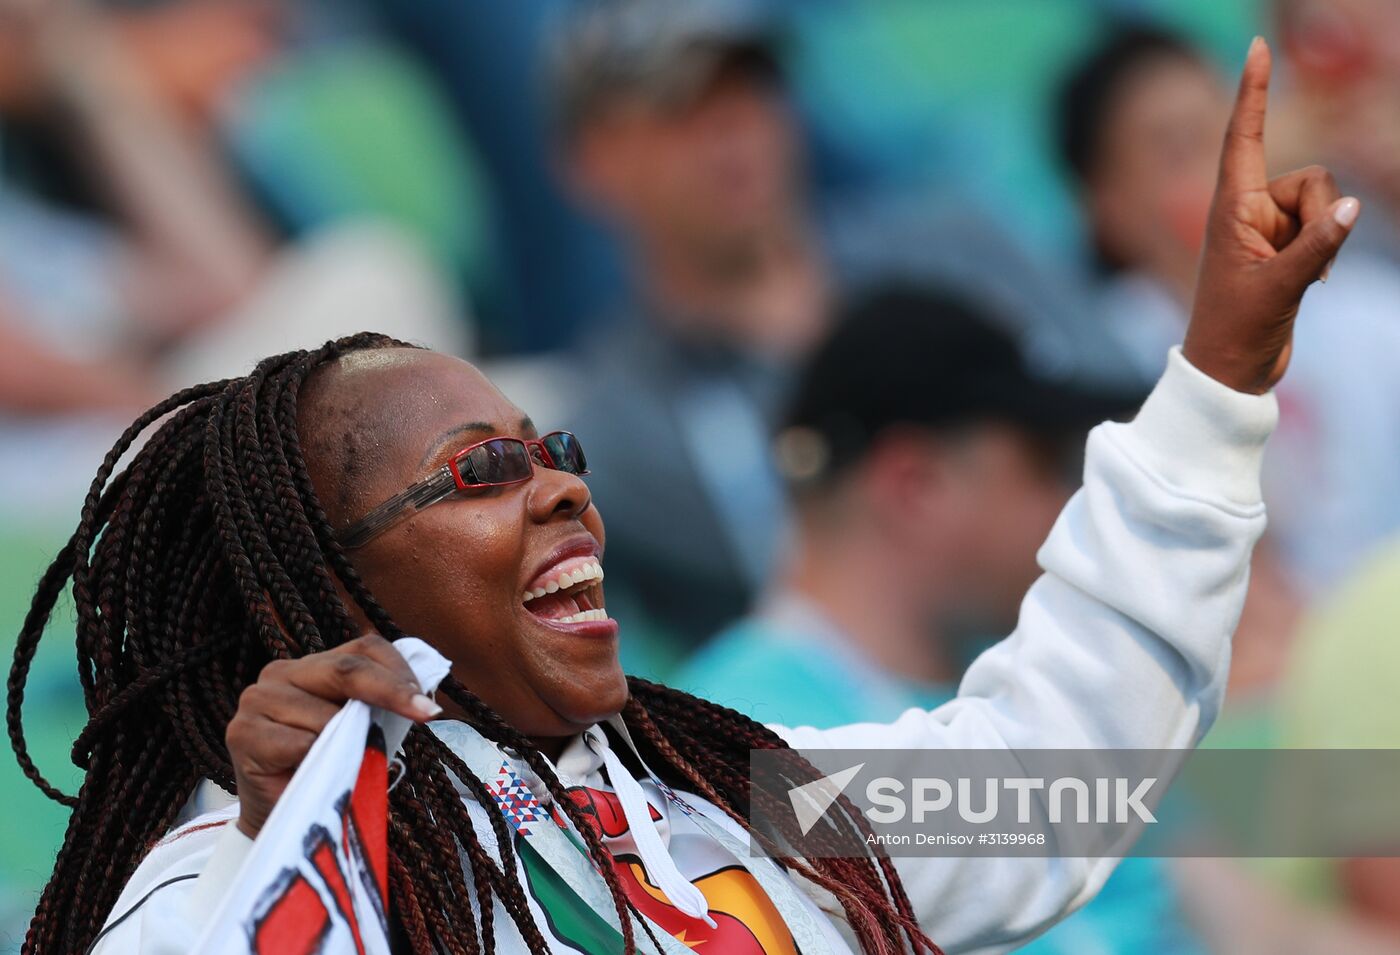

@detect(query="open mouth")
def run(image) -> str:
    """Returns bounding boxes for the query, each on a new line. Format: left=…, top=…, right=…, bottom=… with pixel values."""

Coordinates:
left=522, top=555, right=608, bottom=625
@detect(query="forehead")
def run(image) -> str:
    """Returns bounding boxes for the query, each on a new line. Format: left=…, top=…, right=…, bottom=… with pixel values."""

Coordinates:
left=583, top=59, right=772, bottom=131
left=297, top=348, right=526, bottom=514
left=1107, top=57, right=1221, bottom=131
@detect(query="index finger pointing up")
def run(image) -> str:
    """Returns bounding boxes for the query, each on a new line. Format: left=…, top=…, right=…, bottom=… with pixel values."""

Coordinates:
left=1221, top=36, right=1272, bottom=191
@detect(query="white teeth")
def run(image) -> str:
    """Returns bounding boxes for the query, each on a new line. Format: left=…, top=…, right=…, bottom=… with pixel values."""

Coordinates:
left=555, top=608, right=610, bottom=624
left=521, top=560, right=606, bottom=604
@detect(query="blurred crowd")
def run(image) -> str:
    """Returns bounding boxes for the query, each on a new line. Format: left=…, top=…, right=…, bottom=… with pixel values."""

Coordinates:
left=4, top=0, right=1400, bottom=952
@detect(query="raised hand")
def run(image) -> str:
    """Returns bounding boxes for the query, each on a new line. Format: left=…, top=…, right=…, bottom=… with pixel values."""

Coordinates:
left=1183, top=37, right=1361, bottom=395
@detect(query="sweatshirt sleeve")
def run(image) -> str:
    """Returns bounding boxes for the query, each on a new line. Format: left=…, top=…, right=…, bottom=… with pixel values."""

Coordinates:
left=772, top=347, right=1277, bottom=953
left=90, top=808, right=252, bottom=954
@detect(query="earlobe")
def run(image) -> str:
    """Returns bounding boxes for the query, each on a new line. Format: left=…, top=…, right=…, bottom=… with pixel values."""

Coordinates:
left=859, top=445, right=940, bottom=537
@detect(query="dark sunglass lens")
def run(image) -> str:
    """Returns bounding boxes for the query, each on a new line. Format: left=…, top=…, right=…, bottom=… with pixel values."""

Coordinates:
left=463, top=439, right=532, bottom=485
left=543, top=432, right=587, bottom=474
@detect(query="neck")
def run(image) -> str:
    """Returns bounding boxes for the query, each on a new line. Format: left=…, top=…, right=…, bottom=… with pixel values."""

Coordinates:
left=638, top=216, right=829, bottom=356
left=529, top=735, right=569, bottom=763
left=777, top=523, right=956, bottom=686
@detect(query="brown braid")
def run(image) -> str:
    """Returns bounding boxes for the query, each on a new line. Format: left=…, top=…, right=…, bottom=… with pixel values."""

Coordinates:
left=7, top=333, right=938, bottom=954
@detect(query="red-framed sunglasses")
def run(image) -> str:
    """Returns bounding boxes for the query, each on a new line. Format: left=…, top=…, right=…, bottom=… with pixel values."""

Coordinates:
left=337, top=431, right=588, bottom=549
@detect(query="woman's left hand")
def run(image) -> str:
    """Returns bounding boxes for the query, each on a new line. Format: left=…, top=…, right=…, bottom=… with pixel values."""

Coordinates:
left=1183, top=37, right=1361, bottom=395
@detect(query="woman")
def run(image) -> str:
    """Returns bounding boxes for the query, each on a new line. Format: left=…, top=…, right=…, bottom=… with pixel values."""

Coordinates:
left=7, top=40, right=1358, bottom=954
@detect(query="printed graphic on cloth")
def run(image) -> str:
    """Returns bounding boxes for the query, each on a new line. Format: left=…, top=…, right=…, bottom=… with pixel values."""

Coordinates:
left=487, top=759, right=547, bottom=836
left=535, top=785, right=800, bottom=955
left=194, top=638, right=452, bottom=955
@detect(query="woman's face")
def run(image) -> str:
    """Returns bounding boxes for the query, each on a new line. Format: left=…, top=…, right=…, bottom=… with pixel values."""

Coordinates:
left=298, top=348, right=626, bottom=744
left=1088, top=55, right=1227, bottom=278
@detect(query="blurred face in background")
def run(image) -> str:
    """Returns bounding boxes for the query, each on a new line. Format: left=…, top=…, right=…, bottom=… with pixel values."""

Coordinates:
left=569, top=55, right=802, bottom=264
left=857, top=424, right=1075, bottom=633
left=1085, top=53, right=1228, bottom=296
left=1277, top=0, right=1400, bottom=205
left=1279, top=0, right=1400, bottom=92
left=0, top=0, right=283, bottom=120
left=113, top=0, right=287, bottom=123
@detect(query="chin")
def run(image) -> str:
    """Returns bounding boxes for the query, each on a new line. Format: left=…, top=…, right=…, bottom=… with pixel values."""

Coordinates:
left=557, top=669, right=631, bottom=726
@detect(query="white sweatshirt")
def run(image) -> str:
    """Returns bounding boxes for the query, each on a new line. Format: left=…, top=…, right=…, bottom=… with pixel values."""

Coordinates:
left=88, top=348, right=1276, bottom=954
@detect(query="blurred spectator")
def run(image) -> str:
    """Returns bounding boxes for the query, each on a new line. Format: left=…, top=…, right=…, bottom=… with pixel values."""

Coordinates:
left=1057, top=24, right=1400, bottom=599
left=1057, top=27, right=1220, bottom=374
left=1272, top=536, right=1400, bottom=934
left=0, top=0, right=468, bottom=520
left=1169, top=531, right=1400, bottom=954
left=1172, top=855, right=1400, bottom=954
left=0, top=0, right=277, bottom=343
left=521, top=0, right=1129, bottom=662
left=676, top=286, right=1139, bottom=720
left=676, top=286, right=1198, bottom=955
left=1273, top=0, right=1400, bottom=266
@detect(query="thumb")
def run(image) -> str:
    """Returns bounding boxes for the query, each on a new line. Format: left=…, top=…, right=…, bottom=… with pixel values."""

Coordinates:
left=1273, top=196, right=1361, bottom=291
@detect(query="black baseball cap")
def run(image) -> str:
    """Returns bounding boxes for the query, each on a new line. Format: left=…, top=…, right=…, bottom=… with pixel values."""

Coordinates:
left=548, top=0, right=781, bottom=137
left=776, top=286, right=1147, bottom=484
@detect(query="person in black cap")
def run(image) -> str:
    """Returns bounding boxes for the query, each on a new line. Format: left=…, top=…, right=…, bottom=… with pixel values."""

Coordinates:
left=678, top=284, right=1144, bottom=717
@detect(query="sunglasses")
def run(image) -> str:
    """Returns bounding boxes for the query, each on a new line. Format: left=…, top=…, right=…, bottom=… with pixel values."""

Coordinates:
left=337, top=431, right=588, bottom=549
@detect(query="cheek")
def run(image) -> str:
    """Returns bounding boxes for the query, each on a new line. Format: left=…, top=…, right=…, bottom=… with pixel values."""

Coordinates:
left=660, top=149, right=712, bottom=209
left=1161, top=178, right=1214, bottom=253
left=950, top=464, right=1044, bottom=567
left=990, top=485, right=1068, bottom=571
left=1092, top=176, right=1149, bottom=253
left=581, top=497, right=606, bottom=549
left=354, top=505, right=528, bottom=644
left=750, top=109, right=798, bottom=184
left=921, top=476, right=982, bottom=555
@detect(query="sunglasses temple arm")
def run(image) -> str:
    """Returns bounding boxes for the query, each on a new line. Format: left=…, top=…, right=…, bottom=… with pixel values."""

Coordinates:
left=337, top=469, right=457, bottom=549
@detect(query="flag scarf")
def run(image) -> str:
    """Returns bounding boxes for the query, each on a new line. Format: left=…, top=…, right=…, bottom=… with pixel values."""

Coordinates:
left=193, top=638, right=451, bottom=955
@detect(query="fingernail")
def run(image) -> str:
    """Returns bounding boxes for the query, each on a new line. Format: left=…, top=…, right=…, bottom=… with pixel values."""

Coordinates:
left=1321, top=257, right=1335, bottom=283
left=1249, top=35, right=1263, bottom=54
left=411, top=693, right=442, bottom=719
left=1334, top=197, right=1361, bottom=228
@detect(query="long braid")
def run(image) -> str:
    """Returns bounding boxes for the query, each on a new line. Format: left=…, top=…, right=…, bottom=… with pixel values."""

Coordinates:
left=9, top=333, right=938, bottom=954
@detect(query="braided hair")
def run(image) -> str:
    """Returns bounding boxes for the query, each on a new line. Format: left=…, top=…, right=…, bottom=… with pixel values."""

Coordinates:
left=7, top=333, right=939, bottom=954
